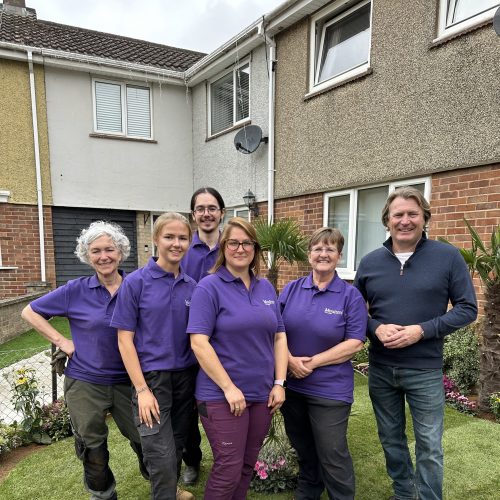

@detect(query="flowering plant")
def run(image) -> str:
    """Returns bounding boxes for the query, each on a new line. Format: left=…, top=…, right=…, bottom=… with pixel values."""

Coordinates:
left=10, top=367, right=51, bottom=444
left=443, top=375, right=476, bottom=415
left=41, top=398, right=72, bottom=441
left=489, top=392, right=500, bottom=422
left=0, top=422, right=24, bottom=456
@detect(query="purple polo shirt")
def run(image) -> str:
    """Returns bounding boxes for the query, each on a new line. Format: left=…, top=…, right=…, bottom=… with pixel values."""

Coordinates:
left=30, top=272, right=129, bottom=385
left=181, top=231, right=220, bottom=282
left=187, top=265, right=285, bottom=402
left=110, top=257, right=196, bottom=372
left=278, top=273, right=367, bottom=403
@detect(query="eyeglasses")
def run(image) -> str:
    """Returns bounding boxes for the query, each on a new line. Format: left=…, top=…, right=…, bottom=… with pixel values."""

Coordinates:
left=193, top=206, right=221, bottom=215
left=226, top=239, right=255, bottom=251
left=310, top=247, right=339, bottom=255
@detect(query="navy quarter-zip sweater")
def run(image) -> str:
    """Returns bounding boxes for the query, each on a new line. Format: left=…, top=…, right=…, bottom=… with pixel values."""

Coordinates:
left=354, top=234, right=477, bottom=369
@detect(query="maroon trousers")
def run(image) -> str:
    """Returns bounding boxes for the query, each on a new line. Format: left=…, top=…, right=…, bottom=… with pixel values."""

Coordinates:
left=198, top=401, right=272, bottom=500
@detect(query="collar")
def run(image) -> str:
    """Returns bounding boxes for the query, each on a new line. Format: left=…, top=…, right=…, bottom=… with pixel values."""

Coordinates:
left=88, top=269, right=126, bottom=289
left=215, top=265, right=258, bottom=284
left=147, top=257, right=190, bottom=282
left=192, top=231, right=220, bottom=250
left=383, top=231, right=428, bottom=254
left=302, top=272, right=342, bottom=292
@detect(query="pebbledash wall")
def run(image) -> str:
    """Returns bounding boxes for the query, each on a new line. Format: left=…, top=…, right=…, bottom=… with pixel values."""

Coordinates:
left=270, top=164, right=500, bottom=313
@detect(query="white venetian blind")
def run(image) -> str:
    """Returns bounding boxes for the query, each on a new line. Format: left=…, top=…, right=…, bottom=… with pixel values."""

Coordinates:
left=211, top=72, right=234, bottom=135
left=126, top=85, right=151, bottom=138
left=95, top=81, right=122, bottom=133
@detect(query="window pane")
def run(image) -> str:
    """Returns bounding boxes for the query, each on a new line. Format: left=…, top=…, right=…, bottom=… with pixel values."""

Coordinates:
left=355, top=186, right=388, bottom=269
left=127, top=86, right=151, bottom=137
left=235, top=64, right=250, bottom=122
left=211, top=72, right=234, bottom=134
left=95, top=81, right=122, bottom=133
left=328, top=195, right=350, bottom=268
left=318, top=3, right=371, bottom=84
left=235, top=209, right=249, bottom=220
left=451, top=0, right=499, bottom=25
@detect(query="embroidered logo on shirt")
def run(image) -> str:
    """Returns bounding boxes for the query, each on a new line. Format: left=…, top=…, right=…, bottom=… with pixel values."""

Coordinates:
left=263, top=299, right=275, bottom=306
left=185, top=299, right=191, bottom=307
left=324, top=307, right=342, bottom=315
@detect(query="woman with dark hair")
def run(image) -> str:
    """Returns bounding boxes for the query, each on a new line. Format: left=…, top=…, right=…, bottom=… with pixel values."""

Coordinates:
left=279, top=227, right=367, bottom=500
left=188, top=217, right=288, bottom=499
left=22, top=221, right=146, bottom=500
left=112, top=212, right=196, bottom=500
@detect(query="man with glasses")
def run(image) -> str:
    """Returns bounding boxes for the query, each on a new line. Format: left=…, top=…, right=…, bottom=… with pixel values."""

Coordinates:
left=181, top=187, right=226, bottom=485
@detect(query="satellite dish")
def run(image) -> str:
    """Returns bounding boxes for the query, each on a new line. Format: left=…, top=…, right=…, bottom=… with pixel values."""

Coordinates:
left=494, top=6, right=500, bottom=36
left=234, top=125, right=268, bottom=154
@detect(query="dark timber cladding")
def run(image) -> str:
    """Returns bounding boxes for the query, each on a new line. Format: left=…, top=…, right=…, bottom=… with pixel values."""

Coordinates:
left=52, top=207, right=138, bottom=286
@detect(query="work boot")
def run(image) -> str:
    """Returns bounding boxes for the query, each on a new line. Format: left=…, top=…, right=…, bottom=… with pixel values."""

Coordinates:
left=182, top=465, right=199, bottom=485
left=176, top=487, right=195, bottom=500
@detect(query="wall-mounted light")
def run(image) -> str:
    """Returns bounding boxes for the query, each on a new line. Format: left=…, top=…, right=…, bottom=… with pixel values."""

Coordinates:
left=243, top=189, right=259, bottom=217
left=144, top=244, right=149, bottom=253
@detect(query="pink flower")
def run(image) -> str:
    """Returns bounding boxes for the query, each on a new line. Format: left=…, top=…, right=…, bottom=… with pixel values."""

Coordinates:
left=257, top=469, right=268, bottom=480
left=277, top=457, right=286, bottom=466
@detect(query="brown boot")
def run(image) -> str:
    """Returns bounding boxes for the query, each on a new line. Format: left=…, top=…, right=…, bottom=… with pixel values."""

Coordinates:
left=176, top=487, right=195, bottom=500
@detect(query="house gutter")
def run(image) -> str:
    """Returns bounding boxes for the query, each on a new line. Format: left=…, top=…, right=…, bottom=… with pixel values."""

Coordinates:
left=27, top=49, right=46, bottom=283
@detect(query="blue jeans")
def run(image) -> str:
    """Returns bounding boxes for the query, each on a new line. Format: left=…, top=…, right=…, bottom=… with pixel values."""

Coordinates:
left=369, top=363, right=444, bottom=500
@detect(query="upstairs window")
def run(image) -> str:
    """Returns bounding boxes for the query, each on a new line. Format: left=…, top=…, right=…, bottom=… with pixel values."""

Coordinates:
left=93, top=79, right=152, bottom=139
left=437, top=0, right=500, bottom=39
left=310, top=0, right=372, bottom=94
left=209, top=61, right=250, bottom=136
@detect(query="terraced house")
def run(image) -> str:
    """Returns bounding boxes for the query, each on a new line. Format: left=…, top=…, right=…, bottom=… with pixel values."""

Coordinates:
left=1, top=0, right=499, bottom=330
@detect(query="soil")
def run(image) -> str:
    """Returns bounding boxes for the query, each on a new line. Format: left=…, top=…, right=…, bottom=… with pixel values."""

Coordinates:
left=0, top=443, right=43, bottom=482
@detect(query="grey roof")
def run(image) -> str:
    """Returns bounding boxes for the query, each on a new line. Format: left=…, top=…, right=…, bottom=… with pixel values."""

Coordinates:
left=0, top=7, right=206, bottom=71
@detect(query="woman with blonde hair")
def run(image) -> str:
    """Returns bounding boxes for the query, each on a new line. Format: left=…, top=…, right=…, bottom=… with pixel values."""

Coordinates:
left=111, top=213, right=196, bottom=500
left=188, top=217, right=288, bottom=499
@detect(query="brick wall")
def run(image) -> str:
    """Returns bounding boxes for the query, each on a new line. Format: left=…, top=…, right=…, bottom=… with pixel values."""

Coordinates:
left=0, top=203, right=56, bottom=299
left=136, top=211, right=153, bottom=268
left=265, top=165, right=500, bottom=309
left=429, top=164, right=500, bottom=313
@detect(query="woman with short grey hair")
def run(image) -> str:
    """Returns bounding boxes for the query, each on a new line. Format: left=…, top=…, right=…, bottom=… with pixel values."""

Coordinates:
left=22, top=220, right=147, bottom=500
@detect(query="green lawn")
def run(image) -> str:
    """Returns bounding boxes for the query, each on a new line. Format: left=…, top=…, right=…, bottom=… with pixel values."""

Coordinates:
left=1, top=374, right=498, bottom=500
left=0, top=318, right=71, bottom=369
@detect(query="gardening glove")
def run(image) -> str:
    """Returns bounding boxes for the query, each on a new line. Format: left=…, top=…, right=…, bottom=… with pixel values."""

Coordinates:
left=51, top=348, right=68, bottom=376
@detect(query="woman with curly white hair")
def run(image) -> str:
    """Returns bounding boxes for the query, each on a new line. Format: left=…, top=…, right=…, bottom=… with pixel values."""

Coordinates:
left=22, top=221, right=147, bottom=500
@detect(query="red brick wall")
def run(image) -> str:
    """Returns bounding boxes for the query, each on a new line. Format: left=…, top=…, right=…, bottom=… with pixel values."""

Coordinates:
left=264, top=165, right=500, bottom=310
left=429, top=164, right=500, bottom=313
left=0, top=204, right=56, bottom=299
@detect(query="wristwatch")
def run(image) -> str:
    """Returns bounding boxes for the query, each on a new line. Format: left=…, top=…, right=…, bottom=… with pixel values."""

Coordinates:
left=274, top=379, right=286, bottom=387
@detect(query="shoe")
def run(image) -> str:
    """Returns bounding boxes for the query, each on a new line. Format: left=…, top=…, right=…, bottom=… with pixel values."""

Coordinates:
left=176, top=487, right=195, bottom=500
left=182, top=465, right=199, bottom=485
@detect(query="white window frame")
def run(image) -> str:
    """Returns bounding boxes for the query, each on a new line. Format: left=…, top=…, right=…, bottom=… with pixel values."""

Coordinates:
left=435, top=0, right=500, bottom=42
left=223, top=206, right=251, bottom=225
left=208, top=59, right=251, bottom=137
left=308, top=0, right=372, bottom=96
left=323, top=177, right=431, bottom=280
left=92, top=78, right=153, bottom=139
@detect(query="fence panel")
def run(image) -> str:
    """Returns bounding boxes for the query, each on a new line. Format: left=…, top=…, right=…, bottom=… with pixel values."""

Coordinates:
left=0, top=347, right=64, bottom=424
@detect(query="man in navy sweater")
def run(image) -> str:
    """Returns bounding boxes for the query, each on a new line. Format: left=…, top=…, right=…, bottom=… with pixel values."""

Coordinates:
left=354, top=187, right=477, bottom=500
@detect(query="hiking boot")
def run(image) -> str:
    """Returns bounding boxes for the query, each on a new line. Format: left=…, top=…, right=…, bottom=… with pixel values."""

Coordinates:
left=182, top=465, right=199, bottom=485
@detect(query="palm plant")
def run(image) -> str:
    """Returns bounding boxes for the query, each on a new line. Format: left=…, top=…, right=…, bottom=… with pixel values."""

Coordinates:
left=441, top=220, right=500, bottom=409
left=254, top=217, right=309, bottom=293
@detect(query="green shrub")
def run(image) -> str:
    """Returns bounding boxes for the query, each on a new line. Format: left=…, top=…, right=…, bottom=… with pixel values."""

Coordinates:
left=353, top=340, right=370, bottom=365
left=489, top=392, right=500, bottom=422
left=0, top=423, right=24, bottom=456
left=443, top=325, right=480, bottom=393
left=41, top=399, right=72, bottom=442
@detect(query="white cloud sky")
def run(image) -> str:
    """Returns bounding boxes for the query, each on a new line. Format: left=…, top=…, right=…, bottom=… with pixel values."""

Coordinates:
left=27, top=0, right=285, bottom=53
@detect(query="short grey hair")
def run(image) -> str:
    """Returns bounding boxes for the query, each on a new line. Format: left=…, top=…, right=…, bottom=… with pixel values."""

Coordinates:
left=75, top=221, right=130, bottom=265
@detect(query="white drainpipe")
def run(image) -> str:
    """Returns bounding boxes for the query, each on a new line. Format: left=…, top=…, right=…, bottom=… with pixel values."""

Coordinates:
left=27, top=50, right=46, bottom=283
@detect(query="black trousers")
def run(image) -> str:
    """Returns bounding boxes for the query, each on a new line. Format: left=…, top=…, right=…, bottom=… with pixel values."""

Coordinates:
left=133, top=367, right=196, bottom=500
left=281, top=388, right=355, bottom=500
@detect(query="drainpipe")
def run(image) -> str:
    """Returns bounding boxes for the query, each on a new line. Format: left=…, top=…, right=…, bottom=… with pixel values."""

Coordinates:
left=27, top=50, right=46, bottom=283
left=258, top=21, right=277, bottom=225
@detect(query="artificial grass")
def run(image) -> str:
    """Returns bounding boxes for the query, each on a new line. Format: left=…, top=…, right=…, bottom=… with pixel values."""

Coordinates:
left=0, top=318, right=71, bottom=369
left=1, top=374, right=498, bottom=499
